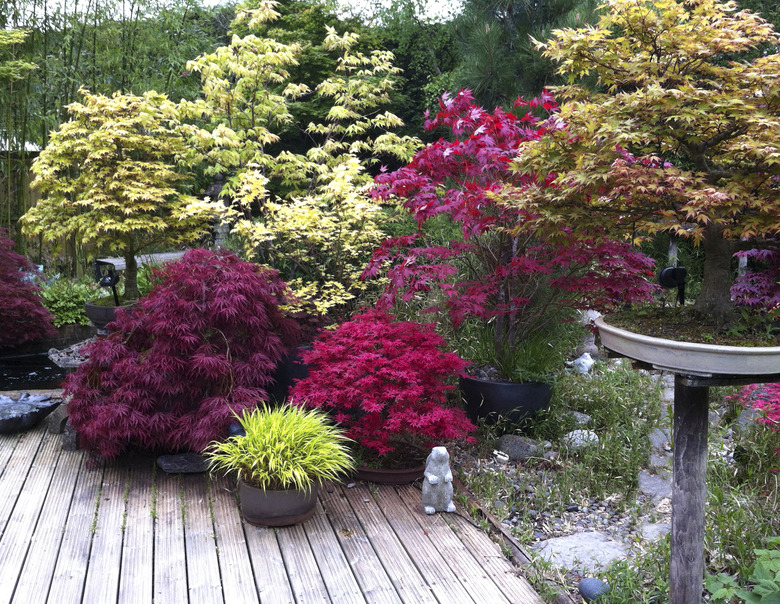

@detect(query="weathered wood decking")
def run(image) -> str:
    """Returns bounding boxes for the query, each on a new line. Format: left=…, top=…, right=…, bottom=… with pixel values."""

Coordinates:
left=0, top=425, right=545, bottom=604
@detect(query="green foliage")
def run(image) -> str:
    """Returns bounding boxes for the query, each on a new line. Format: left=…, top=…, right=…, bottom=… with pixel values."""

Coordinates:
left=39, top=277, right=99, bottom=327
left=0, top=29, right=37, bottom=82
left=186, top=2, right=420, bottom=317
left=21, top=88, right=220, bottom=300
left=452, top=0, right=599, bottom=106
left=205, top=404, right=355, bottom=492
left=514, top=0, right=780, bottom=322
left=706, top=538, right=780, bottom=603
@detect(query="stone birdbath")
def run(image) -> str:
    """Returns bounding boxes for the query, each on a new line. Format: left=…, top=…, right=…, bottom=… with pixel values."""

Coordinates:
left=596, top=316, right=780, bottom=604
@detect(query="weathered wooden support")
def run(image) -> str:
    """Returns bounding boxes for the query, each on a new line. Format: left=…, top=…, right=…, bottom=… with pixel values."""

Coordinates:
left=670, top=376, right=709, bottom=604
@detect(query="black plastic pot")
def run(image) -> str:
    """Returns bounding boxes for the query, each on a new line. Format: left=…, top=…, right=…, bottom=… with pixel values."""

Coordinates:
left=459, top=376, right=552, bottom=424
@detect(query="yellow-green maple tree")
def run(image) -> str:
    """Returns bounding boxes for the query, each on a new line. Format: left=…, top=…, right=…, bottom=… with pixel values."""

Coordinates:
left=184, top=2, right=420, bottom=317
left=21, top=89, right=220, bottom=300
left=513, top=0, right=780, bottom=323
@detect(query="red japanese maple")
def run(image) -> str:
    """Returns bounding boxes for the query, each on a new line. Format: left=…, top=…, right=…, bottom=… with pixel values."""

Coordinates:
left=0, top=229, right=56, bottom=348
left=66, top=248, right=299, bottom=458
left=290, top=309, right=475, bottom=456
left=363, top=90, right=655, bottom=366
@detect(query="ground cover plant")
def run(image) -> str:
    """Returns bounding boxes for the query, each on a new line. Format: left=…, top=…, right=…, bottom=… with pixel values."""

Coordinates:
left=455, top=361, right=780, bottom=602
left=66, top=248, right=299, bottom=459
left=290, top=308, right=476, bottom=460
left=0, top=228, right=56, bottom=348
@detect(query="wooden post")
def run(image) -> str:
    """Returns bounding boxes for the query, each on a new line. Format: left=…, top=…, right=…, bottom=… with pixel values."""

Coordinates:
left=670, top=376, right=709, bottom=604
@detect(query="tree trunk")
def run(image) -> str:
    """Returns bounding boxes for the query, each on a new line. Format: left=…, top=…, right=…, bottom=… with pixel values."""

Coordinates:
left=124, top=251, right=139, bottom=301
left=692, top=223, right=736, bottom=326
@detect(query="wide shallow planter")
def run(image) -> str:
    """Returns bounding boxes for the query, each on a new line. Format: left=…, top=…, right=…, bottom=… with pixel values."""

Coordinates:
left=459, top=376, right=552, bottom=424
left=595, top=316, right=780, bottom=376
left=237, top=480, right=319, bottom=526
left=353, top=464, right=425, bottom=485
left=84, top=301, right=134, bottom=330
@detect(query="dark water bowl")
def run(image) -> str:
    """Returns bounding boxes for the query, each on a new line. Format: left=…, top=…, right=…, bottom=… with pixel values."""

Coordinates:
left=0, top=352, right=68, bottom=390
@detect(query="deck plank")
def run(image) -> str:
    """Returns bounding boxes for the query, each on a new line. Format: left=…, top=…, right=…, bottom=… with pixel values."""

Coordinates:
left=447, top=513, right=546, bottom=603
left=181, top=473, right=224, bottom=604
left=320, top=486, right=402, bottom=604
left=210, top=475, right=260, bottom=604
left=0, top=425, right=547, bottom=604
left=396, top=485, right=543, bottom=604
left=305, top=498, right=367, bottom=604
left=118, top=457, right=155, bottom=604
left=82, top=463, right=129, bottom=604
left=244, top=524, right=295, bottom=603
left=277, top=522, right=332, bottom=602
left=371, top=484, right=477, bottom=603
left=11, top=445, right=84, bottom=604
left=46, top=460, right=105, bottom=604
left=342, top=483, right=437, bottom=604
left=153, top=472, right=188, bottom=604
left=0, top=432, right=61, bottom=604
left=0, top=429, right=45, bottom=537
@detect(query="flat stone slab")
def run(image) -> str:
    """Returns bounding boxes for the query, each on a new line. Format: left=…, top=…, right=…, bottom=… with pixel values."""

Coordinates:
left=531, top=532, right=628, bottom=573
left=157, top=452, right=209, bottom=474
left=638, top=469, right=672, bottom=500
left=0, top=393, right=60, bottom=433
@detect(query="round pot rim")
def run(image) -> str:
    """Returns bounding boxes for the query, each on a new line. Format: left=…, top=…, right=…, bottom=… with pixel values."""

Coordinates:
left=596, top=315, right=780, bottom=376
left=459, top=375, right=551, bottom=386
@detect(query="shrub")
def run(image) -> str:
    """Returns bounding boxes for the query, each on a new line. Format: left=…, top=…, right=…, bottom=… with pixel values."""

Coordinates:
left=39, top=277, right=100, bottom=327
left=66, top=248, right=300, bottom=458
left=290, top=309, right=476, bottom=456
left=0, top=229, right=56, bottom=348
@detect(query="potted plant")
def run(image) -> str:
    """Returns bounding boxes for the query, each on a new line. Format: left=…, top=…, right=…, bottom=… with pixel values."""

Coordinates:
left=363, top=90, right=655, bottom=421
left=205, top=404, right=354, bottom=526
left=66, top=249, right=300, bottom=459
left=20, top=89, right=220, bottom=316
left=511, top=0, right=780, bottom=372
left=290, top=309, right=477, bottom=482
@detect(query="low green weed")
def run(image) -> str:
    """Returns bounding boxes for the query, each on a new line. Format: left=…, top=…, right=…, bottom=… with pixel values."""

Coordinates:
left=706, top=537, right=780, bottom=603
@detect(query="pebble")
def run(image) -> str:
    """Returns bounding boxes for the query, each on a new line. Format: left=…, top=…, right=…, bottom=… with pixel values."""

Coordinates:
left=579, top=577, right=610, bottom=601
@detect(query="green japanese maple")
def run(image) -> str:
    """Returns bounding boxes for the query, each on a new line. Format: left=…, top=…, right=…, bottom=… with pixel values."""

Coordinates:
left=184, top=2, right=419, bottom=317
left=513, top=0, right=780, bottom=324
left=21, top=89, right=220, bottom=300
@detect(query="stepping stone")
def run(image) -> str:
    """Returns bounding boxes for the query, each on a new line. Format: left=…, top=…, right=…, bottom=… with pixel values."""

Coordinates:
left=638, top=469, right=672, bottom=500
left=0, top=393, right=60, bottom=434
left=157, top=452, right=209, bottom=474
left=531, top=532, right=627, bottom=573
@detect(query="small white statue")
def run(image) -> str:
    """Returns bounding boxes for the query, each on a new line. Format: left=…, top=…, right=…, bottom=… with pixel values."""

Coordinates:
left=422, top=446, right=456, bottom=514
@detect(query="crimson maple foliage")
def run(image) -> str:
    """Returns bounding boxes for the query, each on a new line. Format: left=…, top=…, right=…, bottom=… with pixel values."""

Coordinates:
left=0, top=229, right=56, bottom=348
left=731, top=246, right=780, bottom=314
left=364, top=90, right=656, bottom=358
left=290, top=309, right=476, bottom=456
left=66, top=249, right=300, bottom=459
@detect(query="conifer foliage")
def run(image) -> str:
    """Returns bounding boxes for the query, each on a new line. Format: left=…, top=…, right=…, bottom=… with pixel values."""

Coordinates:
left=291, top=309, right=475, bottom=456
left=0, top=229, right=56, bottom=348
left=66, top=249, right=299, bottom=459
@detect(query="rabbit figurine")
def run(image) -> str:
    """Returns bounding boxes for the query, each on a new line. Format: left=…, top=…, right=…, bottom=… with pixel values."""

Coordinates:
left=422, top=447, right=456, bottom=514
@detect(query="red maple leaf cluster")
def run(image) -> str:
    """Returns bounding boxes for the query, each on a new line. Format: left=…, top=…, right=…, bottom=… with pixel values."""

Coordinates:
left=290, top=309, right=476, bottom=455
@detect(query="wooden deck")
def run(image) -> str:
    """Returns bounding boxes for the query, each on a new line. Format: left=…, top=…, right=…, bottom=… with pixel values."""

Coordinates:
left=0, top=425, right=545, bottom=604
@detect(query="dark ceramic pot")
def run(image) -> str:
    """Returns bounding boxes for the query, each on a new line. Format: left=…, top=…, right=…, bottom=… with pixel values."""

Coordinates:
left=238, top=480, right=319, bottom=526
left=459, top=376, right=552, bottom=424
left=84, top=301, right=134, bottom=330
left=353, top=464, right=426, bottom=485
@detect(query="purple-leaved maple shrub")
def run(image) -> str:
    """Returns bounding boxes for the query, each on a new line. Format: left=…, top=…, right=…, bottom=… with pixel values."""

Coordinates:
left=290, top=309, right=476, bottom=457
left=0, top=228, right=56, bottom=348
left=363, top=90, right=656, bottom=364
left=66, top=248, right=299, bottom=458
